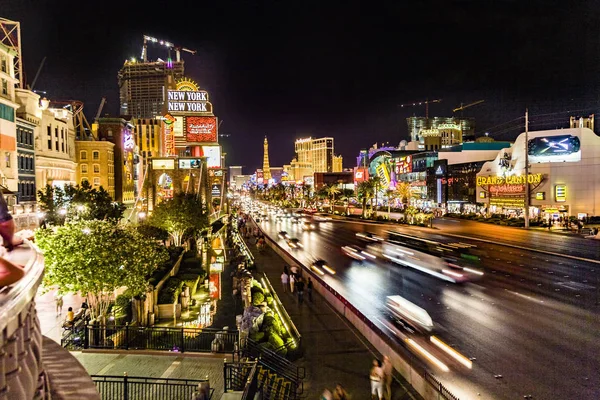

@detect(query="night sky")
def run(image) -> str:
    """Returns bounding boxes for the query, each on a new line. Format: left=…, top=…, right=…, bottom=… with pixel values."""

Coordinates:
left=4, top=0, right=600, bottom=172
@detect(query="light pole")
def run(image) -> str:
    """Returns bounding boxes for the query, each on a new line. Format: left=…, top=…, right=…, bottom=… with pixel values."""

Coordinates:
left=524, top=109, right=530, bottom=229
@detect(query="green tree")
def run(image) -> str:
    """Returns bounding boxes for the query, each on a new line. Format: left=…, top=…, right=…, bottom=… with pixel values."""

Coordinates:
left=37, top=181, right=125, bottom=226
left=396, top=182, right=412, bottom=209
left=340, top=188, right=355, bottom=215
left=386, top=189, right=398, bottom=218
left=325, top=184, right=341, bottom=213
left=148, top=193, right=208, bottom=247
left=368, top=176, right=382, bottom=217
left=356, top=181, right=373, bottom=218
left=36, top=220, right=169, bottom=321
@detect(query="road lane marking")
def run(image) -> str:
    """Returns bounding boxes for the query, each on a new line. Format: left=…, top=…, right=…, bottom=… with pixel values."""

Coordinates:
left=160, top=359, right=181, bottom=379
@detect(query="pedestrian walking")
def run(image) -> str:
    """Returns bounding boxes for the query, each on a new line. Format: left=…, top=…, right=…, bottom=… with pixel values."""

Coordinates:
left=296, top=277, right=305, bottom=304
left=283, top=265, right=289, bottom=275
left=290, top=265, right=299, bottom=276
left=281, top=271, right=289, bottom=292
left=289, top=274, right=295, bottom=293
left=370, top=359, right=384, bottom=400
left=55, top=293, right=64, bottom=315
left=333, top=383, right=349, bottom=400
left=307, top=277, right=313, bottom=302
left=382, top=355, right=393, bottom=400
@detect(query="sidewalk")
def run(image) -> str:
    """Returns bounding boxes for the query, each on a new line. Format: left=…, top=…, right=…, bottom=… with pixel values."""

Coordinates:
left=244, top=234, right=421, bottom=400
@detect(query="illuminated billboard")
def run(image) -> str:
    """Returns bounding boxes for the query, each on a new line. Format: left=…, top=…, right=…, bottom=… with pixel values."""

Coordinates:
left=395, top=156, right=412, bottom=174
left=528, top=135, right=581, bottom=163
left=152, top=159, right=175, bottom=170
left=167, top=90, right=213, bottom=114
left=178, top=159, right=203, bottom=169
left=202, top=145, right=221, bottom=168
left=185, top=116, right=218, bottom=143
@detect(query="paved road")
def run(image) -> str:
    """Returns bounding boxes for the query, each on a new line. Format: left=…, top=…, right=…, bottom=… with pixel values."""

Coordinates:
left=253, top=210, right=600, bottom=400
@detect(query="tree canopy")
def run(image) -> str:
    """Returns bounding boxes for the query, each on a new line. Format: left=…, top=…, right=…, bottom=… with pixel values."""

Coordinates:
left=37, top=181, right=125, bottom=226
left=36, top=220, right=169, bottom=319
left=148, top=193, right=208, bottom=247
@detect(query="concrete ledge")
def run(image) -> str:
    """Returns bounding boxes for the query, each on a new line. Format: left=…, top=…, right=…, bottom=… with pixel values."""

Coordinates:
left=43, top=336, right=100, bottom=400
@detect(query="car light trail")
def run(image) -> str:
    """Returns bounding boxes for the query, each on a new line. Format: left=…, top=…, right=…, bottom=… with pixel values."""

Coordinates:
left=361, top=251, right=376, bottom=259
left=405, top=338, right=450, bottom=372
left=322, top=265, right=336, bottom=274
left=463, top=267, right=484, bottom=276
left=311, top=265, right=325, bottom=275
left=430, top=336, right=473, bottom=369
left=442, top=269, right=464, bottom=278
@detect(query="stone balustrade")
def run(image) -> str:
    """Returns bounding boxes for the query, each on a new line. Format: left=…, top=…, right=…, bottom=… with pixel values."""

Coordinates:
left=0, top=240, right=99, bottom=399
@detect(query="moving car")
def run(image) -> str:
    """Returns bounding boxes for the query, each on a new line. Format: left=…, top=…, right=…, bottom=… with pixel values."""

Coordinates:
left=356, top=232, right=384, bottom=242
left=386, top=295, right=434, bottom=333
left=311, top=259, right=335, bottom=275
left=341, top=245, right=377, bottom=261
left=301, top=221, right=316, bottom=230
left=286, top=238, right=303, bottom=249
left=278, top=231, right=289, bottom=239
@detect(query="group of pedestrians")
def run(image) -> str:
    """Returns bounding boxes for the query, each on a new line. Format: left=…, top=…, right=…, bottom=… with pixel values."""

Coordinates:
left=280, top=265, right=313, bottom=304
left=369, top=356, right=393, bottom=400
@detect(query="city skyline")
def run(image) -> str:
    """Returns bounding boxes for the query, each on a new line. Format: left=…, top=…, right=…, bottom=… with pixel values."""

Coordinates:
left=3, top=0, right=600, bottom=172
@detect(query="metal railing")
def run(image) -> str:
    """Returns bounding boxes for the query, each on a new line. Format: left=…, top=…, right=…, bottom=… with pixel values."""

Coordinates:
left=92, top=374, right=213, bottom=400
left=424, top=372, right=459, bottom=400
left=63, top=324, right=239, bottom=355
left=224, top=361, right=257, bottom=392
left=243, top=338, right=304, bottom=397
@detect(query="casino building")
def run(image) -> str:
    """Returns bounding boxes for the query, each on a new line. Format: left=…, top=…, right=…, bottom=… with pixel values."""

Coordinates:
left=476, top=127, right=600, bottom=220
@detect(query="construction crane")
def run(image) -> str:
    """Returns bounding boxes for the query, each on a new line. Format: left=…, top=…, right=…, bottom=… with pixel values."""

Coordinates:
left=399, top=98, right=442, bottom=119
left=453, top=100, right=485, bottom=114
left=49, top=100, right=95, bottom=141
left=141, top=35, right=196, bottom=63
left=94, top=97, right=106, bottom=123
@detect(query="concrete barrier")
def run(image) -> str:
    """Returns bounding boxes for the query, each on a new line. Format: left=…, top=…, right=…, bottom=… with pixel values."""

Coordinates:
left=254, top=220, right=458, bottom=400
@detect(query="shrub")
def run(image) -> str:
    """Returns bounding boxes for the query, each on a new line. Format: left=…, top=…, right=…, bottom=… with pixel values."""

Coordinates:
left=268, top=333, right=287, bottom=356
left=249, top=331, right=266, bottom=342
left=158, top=277, right=183, bottom=304
left=178, top=273, right=201, bottom=296
left=252, top=292, right=265, bottom=306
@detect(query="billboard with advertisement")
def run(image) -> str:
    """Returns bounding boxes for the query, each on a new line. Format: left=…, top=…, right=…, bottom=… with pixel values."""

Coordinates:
left=395, top=156, right=412, bottom=174
left=354, top=167, right=368, bottom=183
left=185, top=116, right=218, bottom=143
left=173, top=116, right=184, bottom=137
left=178, top=159, right=203, bottom=169
left=152, top=159, right=175, bottom=170
left=209, top=273, right=221, bottom=300
left=202, top=145, right=222, bottom=168
left=528, top=135, right=581, bottom=163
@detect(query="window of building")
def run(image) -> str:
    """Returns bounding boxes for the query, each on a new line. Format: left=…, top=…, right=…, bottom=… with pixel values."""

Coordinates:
left=0, top=56, right=6, bottom=72
left=93, top=177, right=100, bottom=186
left=81, top=177, right=89, bottom=184
left=81, top=164, right=88, bottom=174
left=61, top=142, right=64, bottom=152
left=93, top=164, right=100, bottom=174
left=5, top=152, right=10, bottom=168
left=1, top=79, right=7, bottom=96
left=0, top=103, right=14, bottom=122
left=55, top=140, right=59, bottom=151
left=80, top=150, right=87, bottom=160
left=93, top=151, right=99, bottom=160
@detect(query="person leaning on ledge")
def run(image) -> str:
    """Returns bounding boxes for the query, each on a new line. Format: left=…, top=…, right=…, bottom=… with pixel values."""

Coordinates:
left=0, top=189, right=25, bottom=287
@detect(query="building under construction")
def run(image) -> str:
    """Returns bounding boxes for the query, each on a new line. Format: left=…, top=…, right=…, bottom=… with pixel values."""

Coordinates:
left=406, top=116, right=476, bottom=150
left=118, top=60, right=184, bottom=118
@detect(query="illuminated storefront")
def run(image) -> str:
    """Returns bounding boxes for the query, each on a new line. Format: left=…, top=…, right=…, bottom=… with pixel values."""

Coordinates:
left=477, top=127, right=600, bottom=219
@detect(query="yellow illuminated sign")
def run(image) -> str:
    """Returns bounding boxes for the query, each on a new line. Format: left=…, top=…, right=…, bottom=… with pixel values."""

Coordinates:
left=555, top=185, right=566, bottom=202
left=476, top=173, right=542, bottom=186
left=535, top=192, right=545, bottom=200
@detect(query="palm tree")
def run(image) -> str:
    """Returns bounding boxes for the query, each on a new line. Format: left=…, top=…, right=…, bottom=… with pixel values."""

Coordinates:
left=385, top=188, right=398, bottom=219
left=340, top=188, right=355, bottom=215
left=396, top=182, right=412, bottom=210
left=356, top=181, right=374, bottom=218
left=369, top=176, right=382, bottom=217
left=325, top=184, right=341, bottom=213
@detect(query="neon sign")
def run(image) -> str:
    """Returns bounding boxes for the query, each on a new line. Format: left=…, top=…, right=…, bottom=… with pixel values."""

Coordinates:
left=123, top=133, right=135, bottom=150
left=477, top=173, right=542, bottom=186
left=167, top=90, right=212, bottom=113
left=185, top=116, right=218, bottom=143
